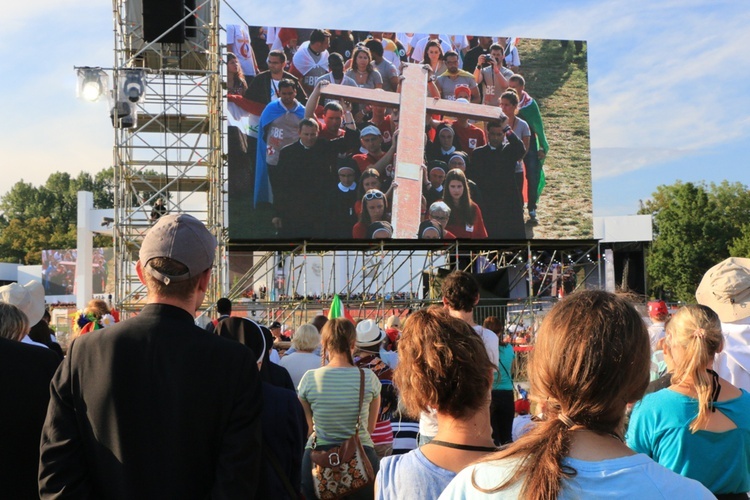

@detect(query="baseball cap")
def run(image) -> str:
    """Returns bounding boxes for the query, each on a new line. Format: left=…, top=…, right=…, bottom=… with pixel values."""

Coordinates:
left=696, top=257, right=750, bottom=322
left=269, top=321, right=282, bottom=329
left=139, top=214, right=217, bottom=285
left=454, top=84, right=471, bottom=99
left=360, top=125, right=381, bottom=137
left=647, top=300, right=668, bottom=317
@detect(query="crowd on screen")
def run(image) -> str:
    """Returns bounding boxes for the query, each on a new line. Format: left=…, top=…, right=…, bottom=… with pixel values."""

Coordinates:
left=226, top=28, right=550, bottom=240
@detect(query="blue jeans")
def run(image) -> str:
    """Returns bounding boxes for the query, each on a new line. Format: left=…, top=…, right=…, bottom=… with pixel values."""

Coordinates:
left=301, top=444, right=380, bottom=500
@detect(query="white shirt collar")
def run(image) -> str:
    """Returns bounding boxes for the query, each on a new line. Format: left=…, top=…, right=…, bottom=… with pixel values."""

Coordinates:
left=338, top=181, right=357, bottom=192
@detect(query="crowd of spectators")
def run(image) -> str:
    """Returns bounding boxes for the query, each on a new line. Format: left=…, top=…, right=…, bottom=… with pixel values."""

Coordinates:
left=226, top=27, right=550, bottom=240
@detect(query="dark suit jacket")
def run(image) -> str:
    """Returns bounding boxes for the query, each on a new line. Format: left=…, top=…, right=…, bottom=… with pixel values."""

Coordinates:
left=0, top=338, right=59, bottom=500
left=245, top=70, right=307, bottom=105
left=39, top=304, right=263, bottom=499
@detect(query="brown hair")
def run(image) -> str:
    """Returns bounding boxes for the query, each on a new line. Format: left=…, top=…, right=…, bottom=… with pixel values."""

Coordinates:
left=665, top=304, right=723, bottom=432
left=143, top=257, right=203, bottom=300
left=472, top=291, right=650, bottom=499
left=441, top=270, right=479, bottom=313
left=395, top=306, right=493, bottom=419
left=483, top=315, right=507, bottom=346
left=0, top=303, right=28, bottom=341
left=85, top=299, right=110, bottom=319
left=321, top=318, right=356, bottom=366
left=443, top=169, right=476, bottom=227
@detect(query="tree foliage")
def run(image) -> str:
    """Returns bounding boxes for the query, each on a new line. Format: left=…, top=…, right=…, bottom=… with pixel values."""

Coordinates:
left=640, top=180, right=750, bottom=302
left=0, top=169, right=114, bottom=264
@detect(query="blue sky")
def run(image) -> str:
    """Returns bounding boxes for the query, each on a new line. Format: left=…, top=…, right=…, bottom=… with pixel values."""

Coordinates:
left=1, top=0, right=748, bottom=217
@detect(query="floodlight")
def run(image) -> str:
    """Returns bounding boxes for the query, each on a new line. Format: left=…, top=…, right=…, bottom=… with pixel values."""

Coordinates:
left=122, top=69, right=147, bottom=103
left=76, top=67, right=109, bottom=102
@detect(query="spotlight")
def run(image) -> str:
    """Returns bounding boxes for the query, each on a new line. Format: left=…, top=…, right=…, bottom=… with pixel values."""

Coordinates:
left=76, top=67, right=109, bottom=102
left=122, top=69, right=146, bottom=103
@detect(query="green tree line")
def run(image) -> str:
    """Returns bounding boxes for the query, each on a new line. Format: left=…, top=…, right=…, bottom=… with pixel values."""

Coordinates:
left=640, top=180, right=750, bottom=303
left=0, top=169, right=115, bottom=264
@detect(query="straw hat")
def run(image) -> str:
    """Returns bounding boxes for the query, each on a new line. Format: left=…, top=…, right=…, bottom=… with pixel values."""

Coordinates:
left=0, top=281, right=45, bottom=326
left=695, top=257, right=750, bottom=322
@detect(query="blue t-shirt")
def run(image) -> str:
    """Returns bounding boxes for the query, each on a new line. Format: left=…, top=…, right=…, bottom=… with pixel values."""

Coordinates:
left=627, top=387, right=750, bottom=495
left=377, top=448, right=456, bottom=500
left=439, top=454, right=714, bottom=499
left=492, top=344, right=515, bottom=391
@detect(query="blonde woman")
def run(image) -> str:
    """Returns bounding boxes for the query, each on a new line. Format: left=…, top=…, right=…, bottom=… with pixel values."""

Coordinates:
left=627, top=305, right=750, bottom=499
left=440, top=291, right=713, bottom=500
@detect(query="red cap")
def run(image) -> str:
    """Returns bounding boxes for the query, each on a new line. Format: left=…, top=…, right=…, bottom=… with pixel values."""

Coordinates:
left=648, top=300, right=668, bottom=317
left=454, top=84, right=471, bottom=98
left=515, top=399, right=531, bottom=414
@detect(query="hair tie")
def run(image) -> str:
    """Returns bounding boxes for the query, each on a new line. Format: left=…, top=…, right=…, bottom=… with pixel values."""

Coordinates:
left=694, top=328, right=706, bottom=340
left=558, top=413, right=577, bottom=429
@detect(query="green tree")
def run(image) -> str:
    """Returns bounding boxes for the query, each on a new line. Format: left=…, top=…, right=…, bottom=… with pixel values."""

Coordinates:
left=640, top=180, right=750, bottom=302
left=0, top=169, right=115, bottom=263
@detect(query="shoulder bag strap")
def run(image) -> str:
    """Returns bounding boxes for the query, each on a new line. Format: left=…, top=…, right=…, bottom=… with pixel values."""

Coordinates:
left=355, top=367, right=365, bottom=430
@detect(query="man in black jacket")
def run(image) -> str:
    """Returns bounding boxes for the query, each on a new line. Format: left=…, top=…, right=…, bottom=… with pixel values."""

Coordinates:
left=467, top=119, right=527, bottom=240
left=40, top=214, right=264, bottom=499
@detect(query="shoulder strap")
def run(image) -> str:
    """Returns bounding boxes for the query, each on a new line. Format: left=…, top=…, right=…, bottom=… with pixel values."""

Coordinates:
left=355, top=367, right=365, bottom=429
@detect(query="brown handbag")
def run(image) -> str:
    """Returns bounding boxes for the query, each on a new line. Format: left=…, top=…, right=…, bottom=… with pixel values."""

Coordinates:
left=310, top=368, right=375, bottom=499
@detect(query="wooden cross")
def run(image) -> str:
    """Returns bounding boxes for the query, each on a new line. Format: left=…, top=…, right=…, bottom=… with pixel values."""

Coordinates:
left=320, top=64, right=506, bottom=239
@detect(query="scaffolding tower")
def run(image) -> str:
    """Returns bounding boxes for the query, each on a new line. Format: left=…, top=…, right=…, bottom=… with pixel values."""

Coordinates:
left=111, top=0, right=224, bottom=314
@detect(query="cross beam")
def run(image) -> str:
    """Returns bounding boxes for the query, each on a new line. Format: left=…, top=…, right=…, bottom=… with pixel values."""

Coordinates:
left=320, top=64, right=506, bottom=239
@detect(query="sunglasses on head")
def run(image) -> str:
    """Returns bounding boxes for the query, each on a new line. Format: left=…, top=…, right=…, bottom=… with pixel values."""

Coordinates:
left=364, top=190, right=384, bottom=201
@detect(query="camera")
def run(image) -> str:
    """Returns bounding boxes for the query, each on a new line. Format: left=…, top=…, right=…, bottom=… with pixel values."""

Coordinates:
left=481, top=54, right=494, bottom=67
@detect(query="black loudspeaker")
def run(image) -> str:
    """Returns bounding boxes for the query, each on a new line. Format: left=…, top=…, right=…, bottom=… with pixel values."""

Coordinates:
left=143, top=0, right=186, bottom=43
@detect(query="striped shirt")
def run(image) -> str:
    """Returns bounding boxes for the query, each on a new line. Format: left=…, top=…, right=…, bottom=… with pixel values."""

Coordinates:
left=298, top=366, right=381, bottom=448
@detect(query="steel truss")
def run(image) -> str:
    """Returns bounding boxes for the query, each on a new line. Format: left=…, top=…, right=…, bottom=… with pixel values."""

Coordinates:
left=219, top=242, right=600, bottom=335
left=112, top=0, right=223, bottom=314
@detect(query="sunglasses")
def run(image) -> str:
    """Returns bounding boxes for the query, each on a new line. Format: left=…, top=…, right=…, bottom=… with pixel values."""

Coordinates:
left=364, top=190, right=384, bottom=201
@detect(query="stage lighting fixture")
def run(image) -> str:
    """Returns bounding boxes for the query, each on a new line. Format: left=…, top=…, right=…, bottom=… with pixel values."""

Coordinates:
left=76, top=67, right=109, bottom=102
left=122, top=69, right=147, bottom=103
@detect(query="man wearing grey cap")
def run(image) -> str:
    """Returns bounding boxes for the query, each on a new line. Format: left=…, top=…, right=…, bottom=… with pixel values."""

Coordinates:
left=40, top=214, right=263, bottom=498
left=696, top=257, right=750, bottom=391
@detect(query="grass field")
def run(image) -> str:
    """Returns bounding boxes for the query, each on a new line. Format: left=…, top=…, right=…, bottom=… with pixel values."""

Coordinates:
left=515, top=38, right=593, bottom=240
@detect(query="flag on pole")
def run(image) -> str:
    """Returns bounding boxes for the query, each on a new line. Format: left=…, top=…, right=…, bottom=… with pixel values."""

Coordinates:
left=327, top=295, right=355, bottom=323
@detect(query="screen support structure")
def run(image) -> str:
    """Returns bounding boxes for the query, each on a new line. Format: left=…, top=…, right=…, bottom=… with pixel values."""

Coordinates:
left=111, top=0, right=224, bottom=315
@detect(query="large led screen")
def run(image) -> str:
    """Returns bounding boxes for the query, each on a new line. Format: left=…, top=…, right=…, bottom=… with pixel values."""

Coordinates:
left=225, top=27, right=592, bottom=243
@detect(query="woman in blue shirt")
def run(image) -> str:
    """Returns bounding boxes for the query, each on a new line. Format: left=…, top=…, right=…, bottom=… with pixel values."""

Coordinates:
left=627, top=304, right=750, bottom=499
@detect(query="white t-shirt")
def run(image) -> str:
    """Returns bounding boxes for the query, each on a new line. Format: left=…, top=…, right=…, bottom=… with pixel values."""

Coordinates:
left=439, top=454, right=714, bottom=499
left=647, top=321, right=666, bottom=351
left=227, top=24, right=257, bottom=77
left=279, top=351, right=321, bottom=390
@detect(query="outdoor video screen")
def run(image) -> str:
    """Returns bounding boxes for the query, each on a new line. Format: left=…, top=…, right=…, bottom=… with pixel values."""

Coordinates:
left=41, top=248, right=114, bottom=296
left=225, top=26, right=592, bottom=243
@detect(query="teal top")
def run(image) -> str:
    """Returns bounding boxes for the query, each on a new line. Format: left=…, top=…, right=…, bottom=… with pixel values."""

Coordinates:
left=298, top=366, right=381, bottom=448
left=626, top=387, right=750, bottom=494
left=492, top=344, right=515, bottom=391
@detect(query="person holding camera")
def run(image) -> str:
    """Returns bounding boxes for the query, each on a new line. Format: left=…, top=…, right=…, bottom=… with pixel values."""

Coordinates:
left=473, top=43, right=515, bottom=106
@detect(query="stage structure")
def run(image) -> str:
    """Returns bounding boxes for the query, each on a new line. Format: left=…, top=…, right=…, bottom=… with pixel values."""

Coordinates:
left=111, top=0, right=224, bottom=313
left=217, top=241, right=602, bottom=331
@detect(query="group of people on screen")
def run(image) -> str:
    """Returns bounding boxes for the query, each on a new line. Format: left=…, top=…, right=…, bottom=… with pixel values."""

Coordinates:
left=226, top=27, right=550, bottom=240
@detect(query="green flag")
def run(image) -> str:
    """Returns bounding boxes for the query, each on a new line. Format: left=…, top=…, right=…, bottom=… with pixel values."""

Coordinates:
left=328, top=294, right=344, bottom=320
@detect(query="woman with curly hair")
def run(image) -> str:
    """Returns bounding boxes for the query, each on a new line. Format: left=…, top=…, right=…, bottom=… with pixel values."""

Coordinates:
left=440, top=291, right=713, bottom=499
left=627, top=305, right=750, bottom=498
left=376, top=307, right=496, bottom=499
left=442, top=169, right=487, bottom=239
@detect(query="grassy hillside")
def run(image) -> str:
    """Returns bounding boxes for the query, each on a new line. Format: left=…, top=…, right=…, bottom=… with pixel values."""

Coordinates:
left=515, top=38, right=593, bottom=240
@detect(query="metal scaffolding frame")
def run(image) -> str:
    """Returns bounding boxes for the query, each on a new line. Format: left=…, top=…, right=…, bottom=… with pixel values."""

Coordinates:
left=217, top=241, right=600, bottom=334
left=112, top=0, right=224, bottom=314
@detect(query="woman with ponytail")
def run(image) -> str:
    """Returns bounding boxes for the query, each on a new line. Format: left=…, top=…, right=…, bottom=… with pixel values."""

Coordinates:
left=440, top=291, right=712, bottom=500
left=297, top=318, right=382, bottom=499
left=627, top=305, right=750, bottom=499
